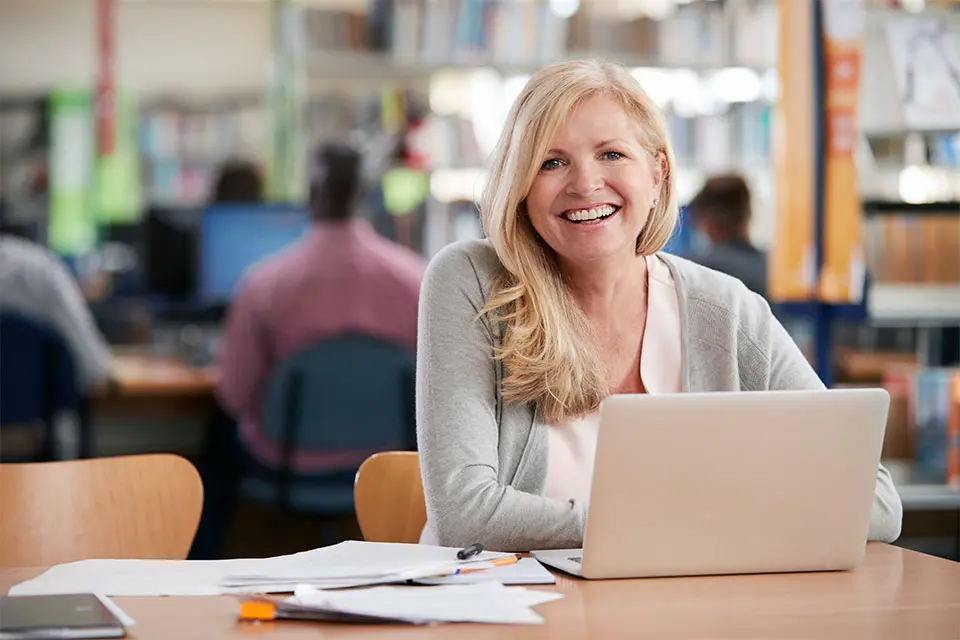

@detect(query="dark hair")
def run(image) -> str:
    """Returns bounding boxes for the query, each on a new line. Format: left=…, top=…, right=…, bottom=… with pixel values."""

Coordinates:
left=688, top=174, right=752, bottom=231
left=212, top=161, right=262, bottom=204
left=309, top=142, right=363, bottom=220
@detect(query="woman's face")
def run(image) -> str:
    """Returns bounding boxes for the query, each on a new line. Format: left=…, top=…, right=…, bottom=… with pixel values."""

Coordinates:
left=524, top=95, right=662, bottom=268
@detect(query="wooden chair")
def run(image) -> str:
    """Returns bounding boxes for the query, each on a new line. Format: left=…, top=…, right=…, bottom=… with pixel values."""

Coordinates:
left=354, top=451, right=426, bottom=543
left=0, top=454, right=204, bottom=567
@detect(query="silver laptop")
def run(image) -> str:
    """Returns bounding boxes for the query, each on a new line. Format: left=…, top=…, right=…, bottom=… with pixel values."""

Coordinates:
left=532, top=388, right=889, bottom=579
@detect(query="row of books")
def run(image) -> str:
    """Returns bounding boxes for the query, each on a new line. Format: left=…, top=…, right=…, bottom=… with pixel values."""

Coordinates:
left=882, top=367, right=960, bottom=486
left=139, top=109, right=265, bottom=162
left=138, top=108, right=266, bottom=206
left=143, top=161, right=218, bottom=207
left=864, top=214, right=960, bottom=284
left=391, top=0, right=567, bottom=66
left=306, top=0, right=776, bottom=68
left=668, top=105, right=773, bottom=171
left=414, top=109, right=773, bottom=175
left=868, top=133, right=960, bottom=169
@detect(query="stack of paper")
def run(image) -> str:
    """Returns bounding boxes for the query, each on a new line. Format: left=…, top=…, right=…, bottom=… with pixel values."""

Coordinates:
left=8, top=542, right=528, bottom=597
left=413, top=558, right=555, bottom=586
left=219, top=541, right=518, bottom=591
left=241, top=583, right=564, bottom=625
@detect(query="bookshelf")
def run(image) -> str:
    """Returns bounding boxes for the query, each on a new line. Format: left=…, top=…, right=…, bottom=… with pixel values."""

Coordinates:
left=298, top=0, right=781, bottom=256
left=0, top=95, right=47, bottom=241
left=138, top=99, right=266, bottom=208
left=856, top=4, right=960, bottom=328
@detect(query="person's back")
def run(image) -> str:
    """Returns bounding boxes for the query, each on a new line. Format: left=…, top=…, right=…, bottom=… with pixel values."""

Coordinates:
left=0, top=234, right=113, bottom=392
left=215, top=142, right=425, bottom=470
left=691, top=240, right=768, bottom=300
left=235, top=219, right=423, bottom=362
left=686, top=174, right=770, bottom=301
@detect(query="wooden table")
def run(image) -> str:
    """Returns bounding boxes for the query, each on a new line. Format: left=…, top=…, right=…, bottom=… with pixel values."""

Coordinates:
left=91, top=354, right=218, bottom=419
left=102, top=354, right=217, bottom=399
left=2, top=544, right=958, bottom=638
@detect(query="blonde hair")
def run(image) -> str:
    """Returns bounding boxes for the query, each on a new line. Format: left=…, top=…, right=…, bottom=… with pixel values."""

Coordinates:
left=479, top=59, right=679, bottom=424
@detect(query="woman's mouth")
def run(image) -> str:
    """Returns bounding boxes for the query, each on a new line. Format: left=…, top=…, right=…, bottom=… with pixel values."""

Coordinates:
left=562, top=204, right=621, bottom=224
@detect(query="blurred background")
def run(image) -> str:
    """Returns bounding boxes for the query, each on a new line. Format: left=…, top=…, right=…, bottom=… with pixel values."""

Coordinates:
left=0, top=0, right=958, bottom=561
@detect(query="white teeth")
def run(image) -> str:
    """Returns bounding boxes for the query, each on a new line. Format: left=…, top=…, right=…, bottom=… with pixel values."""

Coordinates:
left=564, top=205, right=617, bottom=222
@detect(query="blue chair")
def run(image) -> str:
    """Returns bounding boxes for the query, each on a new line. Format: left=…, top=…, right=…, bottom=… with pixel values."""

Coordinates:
left=240, top=333, right=417, bottom=516
left=0, top=311, right=89, bottom=461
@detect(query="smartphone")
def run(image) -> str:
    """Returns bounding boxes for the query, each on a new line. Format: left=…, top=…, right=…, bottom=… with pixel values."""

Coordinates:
left=0, top=594, right=127, bottom=639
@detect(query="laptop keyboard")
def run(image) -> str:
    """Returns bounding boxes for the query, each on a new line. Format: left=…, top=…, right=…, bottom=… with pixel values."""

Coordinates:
left=568, top=556, right=582, bottom=564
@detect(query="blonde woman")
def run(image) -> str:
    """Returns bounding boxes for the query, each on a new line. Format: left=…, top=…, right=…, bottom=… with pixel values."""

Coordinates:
left=416, top=60, right=902, bottom=552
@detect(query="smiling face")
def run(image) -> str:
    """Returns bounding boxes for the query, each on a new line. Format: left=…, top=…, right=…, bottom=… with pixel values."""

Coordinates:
left=523, top=94, right=663, bottom=269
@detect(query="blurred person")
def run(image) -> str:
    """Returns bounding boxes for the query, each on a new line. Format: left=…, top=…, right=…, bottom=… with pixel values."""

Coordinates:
left=415, top=59, right=902, bottom=551
left=0, top=215, right=113, bottom=393
left=686, top=174, right=769, bottom=300
left=215, top=142, right=425, bottom=470
left=211, top=160, right=263, bottom=204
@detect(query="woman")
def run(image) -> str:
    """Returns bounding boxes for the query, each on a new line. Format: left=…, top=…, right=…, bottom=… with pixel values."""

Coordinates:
left=416, top=60, right=902, bottom=552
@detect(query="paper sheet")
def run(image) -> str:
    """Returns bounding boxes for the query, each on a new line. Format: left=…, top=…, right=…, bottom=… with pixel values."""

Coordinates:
left=413, top=558, right=556, bottom=586
left=8, top=541, right=517, bottom=597
left=287, top=582, right=562, bottom=625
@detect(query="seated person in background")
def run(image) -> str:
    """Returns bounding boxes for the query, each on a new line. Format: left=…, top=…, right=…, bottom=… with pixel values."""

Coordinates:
left=211, top=160, right=263, bottom=204
left=416, top=59, right=902, bottom=552
left=215, top=142, right=425, bottom=470
left=686, top=174, right=769, bottom=301
left=0, top=224, right=113, bottom=393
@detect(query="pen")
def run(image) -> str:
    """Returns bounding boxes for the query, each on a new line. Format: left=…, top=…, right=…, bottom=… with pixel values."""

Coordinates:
left=454, top=554, right=521, bottom=575
left=457, top=543, right=484, bottom=560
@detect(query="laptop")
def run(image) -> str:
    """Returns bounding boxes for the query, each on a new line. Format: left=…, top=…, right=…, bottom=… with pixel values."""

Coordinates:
left=532, top=388, right=889, bottom=579
left=0, top=594, right=127, bottom=639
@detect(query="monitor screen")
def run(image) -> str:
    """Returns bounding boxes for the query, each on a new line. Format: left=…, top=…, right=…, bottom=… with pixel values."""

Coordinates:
left=199, top=204, right=309, bottom=301
left=144, top=206, right=200, bottom=299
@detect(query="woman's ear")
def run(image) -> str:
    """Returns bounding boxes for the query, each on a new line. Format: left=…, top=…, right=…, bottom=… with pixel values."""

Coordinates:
left=652, top=151, right=667, bottom=191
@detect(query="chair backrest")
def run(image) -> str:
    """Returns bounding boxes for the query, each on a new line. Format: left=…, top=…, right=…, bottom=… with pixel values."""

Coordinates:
left=0, top=311, right=79, bottom=426
left=0, top=454, right=204, bottom=567
left=262, top=333, right=417, bottom=467
left=354, top=451, right=426, bottom=543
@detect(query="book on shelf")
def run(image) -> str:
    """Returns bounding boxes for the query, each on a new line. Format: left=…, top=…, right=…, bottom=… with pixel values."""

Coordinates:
left=912, top=368, right=960, bottom=486
left=864, top=213, right=960, bottom=284
left=305, top=9, right=368, bottom=52
left=880, top=366, right=960, bottom=486
left=386, top=0, right=567, bottom=67
left=567, top=12, right=658, bottom=57
left=138, top=106, right=264, bottom=206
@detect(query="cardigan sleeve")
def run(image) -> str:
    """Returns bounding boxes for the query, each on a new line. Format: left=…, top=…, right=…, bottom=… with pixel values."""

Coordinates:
left=416, top=241, right=587, bottom=552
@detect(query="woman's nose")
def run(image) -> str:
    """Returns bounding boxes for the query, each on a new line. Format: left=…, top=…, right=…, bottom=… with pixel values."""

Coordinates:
left=565, top=161, right=604, bottom=196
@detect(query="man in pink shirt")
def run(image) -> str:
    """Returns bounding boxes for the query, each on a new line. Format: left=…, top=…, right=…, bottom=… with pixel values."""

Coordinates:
left=215, top=142, right=425, bottom=471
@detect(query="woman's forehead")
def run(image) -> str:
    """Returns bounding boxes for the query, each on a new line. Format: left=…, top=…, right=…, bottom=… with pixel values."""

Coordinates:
left=546, top=98, right=649, bottom=149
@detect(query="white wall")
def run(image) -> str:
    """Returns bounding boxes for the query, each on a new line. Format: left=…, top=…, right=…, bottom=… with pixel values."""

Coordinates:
left=0, top=0, right=272, bottom=98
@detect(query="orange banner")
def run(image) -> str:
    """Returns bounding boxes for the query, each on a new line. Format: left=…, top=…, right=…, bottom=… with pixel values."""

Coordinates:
left=819, top=0, right=866, bottom=303
left=770, top=0, right=817, bottom=302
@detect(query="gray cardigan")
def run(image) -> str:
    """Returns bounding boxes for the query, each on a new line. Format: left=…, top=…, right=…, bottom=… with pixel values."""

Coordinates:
left=416, top=239, right=903, bottom=552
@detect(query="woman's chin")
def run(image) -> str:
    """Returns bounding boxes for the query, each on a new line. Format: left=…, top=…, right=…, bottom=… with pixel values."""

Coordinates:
left=554, top=240, right=638, bottom=267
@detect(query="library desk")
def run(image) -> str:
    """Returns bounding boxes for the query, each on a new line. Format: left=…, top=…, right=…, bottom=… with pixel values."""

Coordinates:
left=91, top=354, right=218, bottom=419
left=2, top=544, right=958, bottom=639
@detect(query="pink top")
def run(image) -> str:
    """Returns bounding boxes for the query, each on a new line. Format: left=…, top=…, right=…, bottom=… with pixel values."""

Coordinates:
left=543, top=254, right=682, bottom=505
left=215, top=219, right=425, bottom=472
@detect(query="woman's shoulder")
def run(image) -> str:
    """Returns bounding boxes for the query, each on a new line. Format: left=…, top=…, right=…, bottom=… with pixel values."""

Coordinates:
left=423, top=238, right=503, bottom=292
left=657, top=252, right=774, bottom=330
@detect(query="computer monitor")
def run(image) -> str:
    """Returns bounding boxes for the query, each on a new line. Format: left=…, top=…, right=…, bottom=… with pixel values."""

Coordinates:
left=144, top=206, right=200, bottom=300
left=198, top=204, right=309, bottom=301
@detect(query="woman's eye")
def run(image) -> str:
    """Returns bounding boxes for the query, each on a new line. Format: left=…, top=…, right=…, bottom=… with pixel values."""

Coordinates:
left=540, top=158, right=562, bottom=171
left=601, top=151, right=624, bottom=161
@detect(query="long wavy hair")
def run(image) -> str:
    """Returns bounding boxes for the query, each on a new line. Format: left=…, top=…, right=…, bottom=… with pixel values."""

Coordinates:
left=479, top=59, right=679, bottom=424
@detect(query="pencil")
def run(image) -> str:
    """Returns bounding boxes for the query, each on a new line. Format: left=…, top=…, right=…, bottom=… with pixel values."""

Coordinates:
left=455, top=554, right=521, bottom=575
